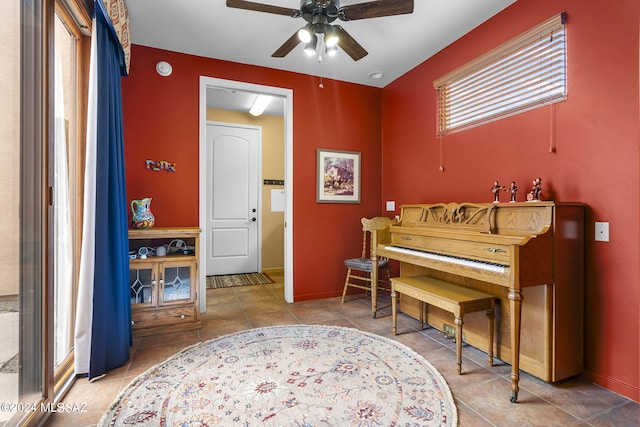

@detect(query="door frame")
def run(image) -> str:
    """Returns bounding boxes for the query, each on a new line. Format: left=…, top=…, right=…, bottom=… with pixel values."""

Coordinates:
left=206, top=121, right=262, bottom=276
left=199, top=76, right=294, bottom=310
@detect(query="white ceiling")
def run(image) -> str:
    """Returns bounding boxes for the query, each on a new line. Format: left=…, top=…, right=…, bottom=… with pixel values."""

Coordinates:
left=128, top=0, right=516, bottom=114
left=205, top=86, right=287, bottom=116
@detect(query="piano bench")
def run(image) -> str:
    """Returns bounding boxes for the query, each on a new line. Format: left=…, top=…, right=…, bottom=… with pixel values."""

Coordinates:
left=390, top=275, right=496, bottom=375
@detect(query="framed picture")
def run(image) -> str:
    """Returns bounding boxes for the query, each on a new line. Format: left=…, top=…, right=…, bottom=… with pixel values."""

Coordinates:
left=316, top=148, right=360, bottom=203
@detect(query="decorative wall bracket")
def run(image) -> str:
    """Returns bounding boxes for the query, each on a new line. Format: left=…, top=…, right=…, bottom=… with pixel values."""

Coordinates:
left=146, top=159, right=176, bottom=172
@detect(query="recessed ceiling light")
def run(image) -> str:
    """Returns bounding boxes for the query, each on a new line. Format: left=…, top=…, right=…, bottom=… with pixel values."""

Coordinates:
left=368, top=71, right=384, bottom=79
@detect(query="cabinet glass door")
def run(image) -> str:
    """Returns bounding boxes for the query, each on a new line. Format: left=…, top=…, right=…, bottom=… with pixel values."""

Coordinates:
left=130, top=265, right=155, bottom=305
left=161, top=263, right=193, bottom=303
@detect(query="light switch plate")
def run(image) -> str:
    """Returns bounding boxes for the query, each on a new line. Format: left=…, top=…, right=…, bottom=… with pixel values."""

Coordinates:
left=595, top=222, right=609, bottom=242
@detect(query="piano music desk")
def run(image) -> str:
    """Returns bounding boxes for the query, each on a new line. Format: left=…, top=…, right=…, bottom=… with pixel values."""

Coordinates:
left=391, top=275, right=496, bottom=375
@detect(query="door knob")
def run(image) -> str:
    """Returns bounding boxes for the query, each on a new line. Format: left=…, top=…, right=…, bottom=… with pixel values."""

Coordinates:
left=251, top=217, right=257, bottom=222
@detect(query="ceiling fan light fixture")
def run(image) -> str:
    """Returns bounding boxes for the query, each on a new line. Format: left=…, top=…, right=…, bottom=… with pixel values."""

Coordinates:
left=303, top=34, right=318, bottom=56
left=324, top=25, right=339, bottom=48
left=326, top=45, right=338, bottom=57
left=297, top=24, right=313, bottom=43
left=249, top=94, right=272, bottom=116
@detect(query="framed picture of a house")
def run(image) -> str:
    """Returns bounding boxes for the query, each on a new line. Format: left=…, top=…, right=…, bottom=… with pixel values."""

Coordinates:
left=316, top=148, right=360, bottom=203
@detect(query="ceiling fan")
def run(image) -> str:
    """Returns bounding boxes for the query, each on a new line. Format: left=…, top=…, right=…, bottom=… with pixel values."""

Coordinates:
left=226, top=0, right=414, bottom=61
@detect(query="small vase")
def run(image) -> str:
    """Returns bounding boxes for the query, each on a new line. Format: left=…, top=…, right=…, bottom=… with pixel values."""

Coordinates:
left=131, top=197, right=155, bottom=229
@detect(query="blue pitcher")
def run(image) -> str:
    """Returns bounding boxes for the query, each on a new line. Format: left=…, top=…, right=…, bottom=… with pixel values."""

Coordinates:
left=131, top=197, right=155, bottom=229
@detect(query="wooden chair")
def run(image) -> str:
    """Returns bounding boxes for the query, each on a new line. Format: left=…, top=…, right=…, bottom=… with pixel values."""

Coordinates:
left=341, top=217, right=393, bottom=318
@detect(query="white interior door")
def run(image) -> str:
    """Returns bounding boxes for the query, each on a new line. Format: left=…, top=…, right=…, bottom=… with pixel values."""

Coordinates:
left=199, top=77, right=294, bottom=307
left=206, top=123, right=260, bottom=275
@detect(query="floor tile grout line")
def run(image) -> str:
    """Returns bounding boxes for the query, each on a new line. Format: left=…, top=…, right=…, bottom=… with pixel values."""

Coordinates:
left=456, top=399, right=498, bottom=426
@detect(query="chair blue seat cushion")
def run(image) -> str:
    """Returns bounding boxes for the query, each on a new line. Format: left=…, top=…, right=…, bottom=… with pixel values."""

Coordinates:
left=344, top=257, right=389, bottom=271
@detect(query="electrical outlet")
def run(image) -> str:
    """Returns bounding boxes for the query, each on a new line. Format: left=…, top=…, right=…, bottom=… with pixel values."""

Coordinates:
left=595, top=222, right=609, bottom=242
left=443, top=324, right=455, bottom=339
left=442, top=324, right=465, bottom=342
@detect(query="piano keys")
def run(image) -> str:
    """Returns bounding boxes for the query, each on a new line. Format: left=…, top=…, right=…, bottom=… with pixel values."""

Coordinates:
left=382, top=245, right=508, bottom=273
left=377, top=202, right=584, bottom=402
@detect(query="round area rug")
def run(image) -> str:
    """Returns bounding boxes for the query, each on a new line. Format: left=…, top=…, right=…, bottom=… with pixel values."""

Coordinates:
left=100, top=325, right=457, bottom=426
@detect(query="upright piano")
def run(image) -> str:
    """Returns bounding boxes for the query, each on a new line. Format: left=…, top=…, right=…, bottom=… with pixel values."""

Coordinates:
left=377, top=202, right=584, bottom=402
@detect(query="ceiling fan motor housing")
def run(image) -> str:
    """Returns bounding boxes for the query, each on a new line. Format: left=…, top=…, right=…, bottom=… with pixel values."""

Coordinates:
left=300, top=0, right=340, bottom=24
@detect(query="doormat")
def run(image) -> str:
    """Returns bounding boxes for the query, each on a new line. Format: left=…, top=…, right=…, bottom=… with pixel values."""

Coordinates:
left=206, top=272, right=274, bottom=289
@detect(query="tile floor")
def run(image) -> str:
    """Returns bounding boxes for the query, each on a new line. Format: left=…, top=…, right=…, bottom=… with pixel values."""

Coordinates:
left=44, top=272, right=638, bottom=426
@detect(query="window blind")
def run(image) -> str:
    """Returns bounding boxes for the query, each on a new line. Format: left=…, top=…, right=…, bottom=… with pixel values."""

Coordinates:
left=434, top=13, right=567, bottom=135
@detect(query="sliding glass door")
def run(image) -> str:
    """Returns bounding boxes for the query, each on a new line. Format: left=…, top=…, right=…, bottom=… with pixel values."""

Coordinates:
left=53, top=0, right=86, bottom=390
left=12, top=0, right=48, bottom=424
left=0, top=0, right=26, bottom=423
left=0, top=1, right=88, bottom=425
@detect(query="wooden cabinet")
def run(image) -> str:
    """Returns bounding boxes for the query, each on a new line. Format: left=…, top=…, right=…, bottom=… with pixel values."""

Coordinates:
left=128, top=227, right=201, bottom=336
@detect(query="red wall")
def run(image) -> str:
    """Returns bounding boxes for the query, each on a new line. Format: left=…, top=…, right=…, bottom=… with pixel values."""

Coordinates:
left=381, top=0, right=639, bottom=401
left=121, top=0, right=639, bottom=402
left=121, top=46, right=383, bottom=302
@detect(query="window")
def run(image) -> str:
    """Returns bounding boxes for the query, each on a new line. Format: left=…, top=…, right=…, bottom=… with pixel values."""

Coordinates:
left=0, top=1, right=26, bottom=421
left=53, top=1, right=87, bottom=390
left=1, top=0, right=47, bottom=424
left=434, top=13, right=567, bottom=135
left=0, top=1, right=89, bottom=424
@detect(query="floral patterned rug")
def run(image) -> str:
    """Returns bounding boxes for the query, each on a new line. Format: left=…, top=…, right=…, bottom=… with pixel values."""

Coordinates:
left=99, top=325, right=457, bottom=426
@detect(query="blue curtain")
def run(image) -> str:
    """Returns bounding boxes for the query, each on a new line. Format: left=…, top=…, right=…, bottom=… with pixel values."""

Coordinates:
left=75, top=0, right=130, bottom=381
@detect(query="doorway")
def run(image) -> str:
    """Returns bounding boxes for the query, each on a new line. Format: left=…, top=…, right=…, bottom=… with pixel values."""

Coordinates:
left=199, top=77, right=294, bottom=309
left=205, top=123, right=261, bottom=275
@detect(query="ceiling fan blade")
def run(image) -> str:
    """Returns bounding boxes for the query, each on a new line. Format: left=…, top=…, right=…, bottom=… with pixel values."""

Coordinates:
left=226, top=0, right=301, bottom=17
left=340, top=0, right=414, bottom=21
left=272, top=32, right=302, bottom=58
left=334, top=25, right=368, bottom=61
